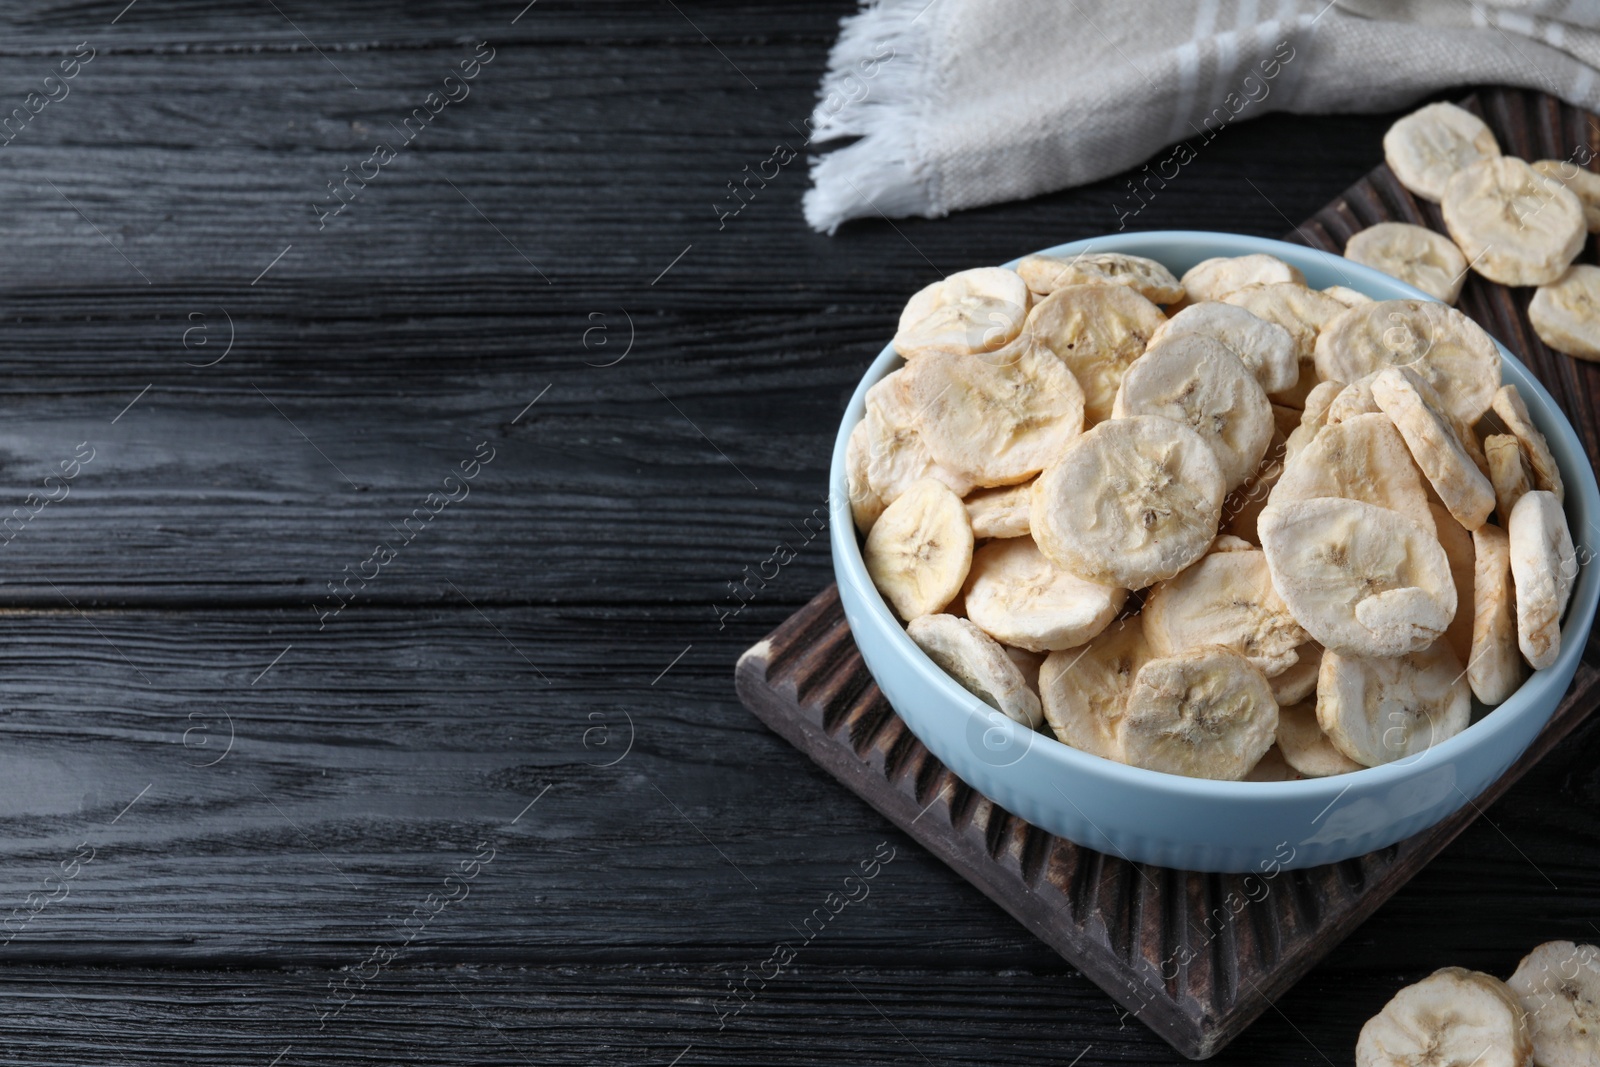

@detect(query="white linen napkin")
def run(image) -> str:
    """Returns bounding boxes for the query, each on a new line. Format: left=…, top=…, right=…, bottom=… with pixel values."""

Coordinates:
left=804, top=0, right=1600, bottom=233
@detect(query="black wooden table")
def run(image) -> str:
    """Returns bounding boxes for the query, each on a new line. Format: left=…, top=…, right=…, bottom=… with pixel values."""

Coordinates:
left=0, top=3, right=1593, bottom=1064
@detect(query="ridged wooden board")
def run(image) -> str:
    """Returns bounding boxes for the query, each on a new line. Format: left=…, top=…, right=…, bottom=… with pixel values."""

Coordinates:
left=735, top=88, right=1600, bottom=1060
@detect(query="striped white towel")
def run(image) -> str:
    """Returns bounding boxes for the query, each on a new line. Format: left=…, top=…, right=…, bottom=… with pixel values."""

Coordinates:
left=804, top=0, right=1600, bottom=233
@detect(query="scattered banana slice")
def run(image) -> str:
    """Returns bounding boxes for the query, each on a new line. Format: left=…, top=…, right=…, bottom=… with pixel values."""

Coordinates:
left=1484, top=433, right=1533, bottom=527
left=1276, top=700, right=1363, bottom=777
left=905, top=339, right=1085, bottom=487
left=1507, top=940, right=1600, bottom=1067
left=1382, top=100, right=1501, bottom=202
left=863, top=370, right=976, bottom=503
left=863, top=478, right=974, bottom=621
left=1031, top=415, right=1226, bottom=589
left=1146, top=301, right=1300, bottom=394
left=1038, top=619, right=1148, bottom=760
left=1430, top=503, right=1476, bottom=667
left=1470, top=524, right=1525, bottom=706
left=1371, top=367, right=1496, bottom=531
left=1142, top=548, right=1308, bottom=676
left=964, top=481, right=1032, bottom=539
left=963, top=537, right=1126, bottom=652
left=1319, top=642, right=1471, bottom=767
left=1223, top=282, right=1348, bottom=363
left=1026, top=283, right=1166, bottom=425
left=1270, top=412, right=1438, bottom=535
left=1221, top=430, right=1288, bottom=544
left=1243, top=745, right=1300, bottom=781
left=1530, top=264, right=1600, bottom=362
left=1343, top=222, right=1469, bottom=304
left=1016, top=251, right=1184, bottom=304
left=1120, top=646, right=1279, bottom=780
left=1324, top=285, right=1374, bottom=307
left=1531, top=159, right=1600, bottom=231
left=1509, top=489, right=1576, bottom=670
left=1259, top=497, right=1456, bottom=657
left=1180, top=254, right=1305, bottom=303
left=1111, top=333, right=1274, bottom=490
left=1443, top=156, right=1585, bottom=286
left=1271, top=641, right=1323, bottom=706
left=1357, top=967, right=1532, bottom=1067
left=893, top=267, right=1031, bottom=358
left=846, top=419, right=886, bottom=533
left=1492, top=383, right=1564, bottom=502
left=1314, top=299, right=1501, bottom=424
left=907, top=613, right=1043, bottom=728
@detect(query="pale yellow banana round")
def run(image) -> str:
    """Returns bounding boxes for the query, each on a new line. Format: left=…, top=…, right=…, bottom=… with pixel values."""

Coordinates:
left=1120, top=647, right=1278, bottom=781
left=1259, top=497, right=1456, bottom=658
left=964, top=481, right=1032, bottom=539
left=863, top=478, right=973, bottom=621
left=1180, top=254, right=1305, bottom=303
left=1112, top=333, right=1274, bottom=490
left=1016, top=251, right=1183, bottom=304
left=1484, top=433, right=1533, bottom=527
left=1509, top=489, right=1576, bottom=670
left=1318, top=642, right=1470, bottom=767
left=846, top=419, right=886, bottom=533
left=1142, top=548, right=1307, bottom=676
left=1220, top=430, right=1287, bottom=544
left=1275, top=701, right=1362, bottom=778
left=1004, top=644, right=1044, bottom=694
left=1507, top=940, right=1600, bottom=1067
left=907, top=613, right=1042, bottom=728
left=1037, top=619, right=1147, bottom=761
left=1358, top=967, right=1531, bottom=1067
left=1343, top=222, right=1468, bottom=304
left=893, top=267, right=1031, bottom=359
left=1210, top=534, right=1257, bottom=553
left=1429, top=503, right=1475, bottom=668
left=904, top=339, right=1084, bottom=488
left=1492, top=383, right=1564, bottom=502
left=1282, top=379, right=1345, bottom=466
left=1382, top=101, right=1501, bottom=202
left=1531, top=159, right=1600, bottom=230
left=1314, top=299, right=1501, bottom=424
left=1243, top=745, right=1300, bottom=781
left=1469, top=524, right=1525, bottom=706
left=1530, top=263, right=1600, bottom=362
left=1026, top=283, right=1165, bottom=425
left=862, top=370, right=976, bottom=503
left=1270, top=641, right=1322, bottom=706
left=1323, top=285, right=1374, bottom=307
left=963, top=537, right=1125, bottom=652
left=1031, top=415, right=1225, bottom=589
left=1443, top=156, right=1585, bottom=286
left=1270, top=412, right=1437, bottom=534
left=1223, top=282, right=1348, bottom=363
left=1146, top=301, right=1300, bottom=394
left=1372, top=368, right=1496, bottom=531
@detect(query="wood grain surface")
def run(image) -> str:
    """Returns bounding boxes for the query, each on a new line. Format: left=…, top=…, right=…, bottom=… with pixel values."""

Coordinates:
left=0, top=2, right=1593, bottom=1065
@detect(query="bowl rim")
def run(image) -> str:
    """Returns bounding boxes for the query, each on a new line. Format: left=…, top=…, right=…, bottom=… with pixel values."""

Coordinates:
left=830, top=229, right=1600, bottom=802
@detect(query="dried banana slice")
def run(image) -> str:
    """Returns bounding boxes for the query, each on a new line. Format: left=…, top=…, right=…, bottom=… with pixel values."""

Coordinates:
left=1016, top=251, right=1183, bottom=304
left=1120, top=647, right=1278, bottom=781
left=1038, top=619, right=1147, bottom=761
left=1243, top=745, right=1299, bottom=781
left=905, top=340, right=1085, bottom=487
left=1430, top=503, right=1476, bottom=668
left=1443, top=156, right=1585, bottom=286
left=1004, top=644, right=1044, bottom=693
left=1371, top=368, right=1496, bottom=531
left=846, top=419, right=886, bottom=533
left=863, top=478, right=973, bottom=621
left=1146, top=301, right=1300, bottom=394
left=1324, top=285, right=1374, bottom=307
left=1509, top=489, right=1577, bottom=670
left=1026, top=283, right=1165, bottom=425
left=1343, top=222, right=1468, bottom=304
left=1282, top=379, right=1345, bottom=465
left=1382, top=101, right=1501, bottom=202
left=1221, top=430, right=1287, bottom=544
left=1223, top=282, right=1348, bottom=363
left=1031, top=415, right=1226, bottom=589
left=963, top=537, right=1126, bottom=652
left=1530, top=264, right=1600, bottom=362
left=1142, top=548, right=1307, bottom=676
left=1470, top=524, right=1525, bottom=705
left=1531, top=159, right=1600, bottom=230
left=1276, top=700, right=1362, bottom=777
left=1210, top=534, right=1257, bottom=553
left=1314, top=299, right=1501, bottom=424
left=862, top=370, right=975, bottom=502
left=1180, top=254, right=1305, bottom=303
left=1507, top=940, right=1600, bottom=1067
left=907, top=613, right=1042, bottom=728
left=1318, top=642, right=1471, bottom=767
left=1258, top=497, right=1456, bottom=657
left=1270, top=412, right=1437, bottom=535
left=1326, top=373, right=1382, bottom=423
left=1492, top=384, right=1564, bottom=502
left=893, top=267, right=1030, bottom=358
left=1357, top=967, right=1532, bottom=1067
left=1111, top=333, right=1274, bottom=490
left=964, top=481, right=1032, bottom=539
left=1485, top=433, right=1533, bottom=527
left=1271, top=641, right=1323, bottom=706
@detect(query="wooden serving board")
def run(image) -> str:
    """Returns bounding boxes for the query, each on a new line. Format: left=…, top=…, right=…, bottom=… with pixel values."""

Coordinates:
left=734, top=88, right=1600, bottom=1060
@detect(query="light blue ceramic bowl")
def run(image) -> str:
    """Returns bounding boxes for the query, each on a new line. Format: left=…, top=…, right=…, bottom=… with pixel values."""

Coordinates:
left=830, top=231, right=1600, bottom=873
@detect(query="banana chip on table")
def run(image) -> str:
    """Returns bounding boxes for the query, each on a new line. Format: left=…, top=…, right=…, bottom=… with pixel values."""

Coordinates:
left=1318, top=642, right=1471, bottom=767
left=1343, top=222, right=1468, bottom=304
left=1015, top=251, right=1183, bottom=304
left=1141, top=547, right=1307, bottom=676
left=963, top=537, right=1125, bottom=653
left=1025, top=282, right=1165, bottom=425
left=863, top=478, right=973, bottom=622
left=893, top=267, right=1031, bottom=359
left=1531, top=159, right=1600, bottom=230
left=906, top=613, right=1042, bottom=728
left=1443, top=156, right=1585, bottom=286
left=1119, top=646, right=1279, bottom=781
left=1037, top=619, right=1148, bottom=761
left=1356, top=967, right=1531, bottom=1067
left=1382, top=101, right=1501, bottom=202
left=1313, top=299, right=1501, bottom=424
left=1146, top=301, right=1300, bottom=394
left=1530, top=264, right=1600, bottom=362
left=1507, top=940, right=1600, bottom=1067
left=1509, top=489, right=1576, bottom=670
left=1180, top=253, right=1305, bottom=303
